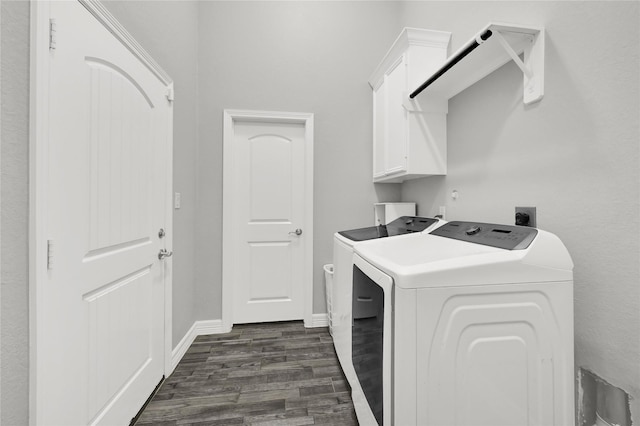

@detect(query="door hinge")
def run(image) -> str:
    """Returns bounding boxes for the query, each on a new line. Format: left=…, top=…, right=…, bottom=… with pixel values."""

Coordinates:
left=47, top=239, right=54, bottom=270
left=49, top=19, right=57, bottom=50
left=166, top=87, right=174, bottom=103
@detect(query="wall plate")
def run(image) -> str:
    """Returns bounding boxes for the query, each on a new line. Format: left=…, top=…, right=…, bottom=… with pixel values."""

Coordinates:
left=515, top=206, right=536, bottom=227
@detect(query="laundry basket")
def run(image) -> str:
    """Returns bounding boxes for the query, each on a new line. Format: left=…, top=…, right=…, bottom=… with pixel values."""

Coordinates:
left=323, top=264, right=334, bottom=336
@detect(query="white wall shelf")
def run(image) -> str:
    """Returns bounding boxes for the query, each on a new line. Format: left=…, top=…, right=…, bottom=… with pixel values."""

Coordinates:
left=409, top=23, right=545, bottom=105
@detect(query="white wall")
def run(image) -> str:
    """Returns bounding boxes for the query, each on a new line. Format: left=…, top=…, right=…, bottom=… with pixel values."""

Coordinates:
left=1, top=1, right=30, bottom=423
left=0, top=0, right=3, bottom=418
left=195, top=1, right=402, bottom=319
left=103, top=1, right=200, bottom=347
left=399, top=1, right=640, bottom=420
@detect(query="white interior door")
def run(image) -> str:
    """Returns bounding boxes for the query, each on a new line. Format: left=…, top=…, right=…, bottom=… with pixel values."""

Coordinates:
left=31, top=2, right=172, bottom=424
left=223, top=111, right=314, bottom=326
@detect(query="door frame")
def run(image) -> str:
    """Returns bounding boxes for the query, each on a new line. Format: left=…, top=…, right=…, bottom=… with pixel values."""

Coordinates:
left=29, top=1, right=174, bottom=423
left=222, top=109, right=314, bottom=330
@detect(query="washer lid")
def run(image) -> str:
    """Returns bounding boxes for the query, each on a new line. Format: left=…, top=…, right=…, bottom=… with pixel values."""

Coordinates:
left=430, top=221, right=538, bottom=250
left=337, top=216, right=440, bottom=242
left=354, top=228, right=573, bottom=289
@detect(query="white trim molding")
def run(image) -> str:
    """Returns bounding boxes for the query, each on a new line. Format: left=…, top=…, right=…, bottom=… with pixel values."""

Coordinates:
left=170, top=320, right=231, bottom=373
left=29, top=3, right=54, bottom=421
left=77, top=0, right=172, bottom=86
left=307, top=313, right=329, bottom=328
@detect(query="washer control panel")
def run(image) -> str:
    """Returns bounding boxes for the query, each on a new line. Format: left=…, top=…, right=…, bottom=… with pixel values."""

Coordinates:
left=430, top=221, right=538, bottom=250
left=386, top=216, right=438, bottom=235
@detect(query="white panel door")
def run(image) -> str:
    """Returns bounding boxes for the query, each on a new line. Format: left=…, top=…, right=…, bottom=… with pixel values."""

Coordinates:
left=35, top=2, right=171, bottom=424
left=225, top=114, right=312, bottom=324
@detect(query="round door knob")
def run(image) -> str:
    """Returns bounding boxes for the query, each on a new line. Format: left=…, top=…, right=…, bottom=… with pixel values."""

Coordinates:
left=289, top=229, right=303, bottom=236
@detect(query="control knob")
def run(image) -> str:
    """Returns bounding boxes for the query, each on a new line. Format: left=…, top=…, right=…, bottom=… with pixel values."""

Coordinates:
left=465, top=226, right=482, bottom=236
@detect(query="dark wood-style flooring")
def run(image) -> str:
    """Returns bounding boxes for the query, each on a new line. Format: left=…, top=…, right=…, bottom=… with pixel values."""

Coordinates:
left=135, top=321, right=358, bottom=425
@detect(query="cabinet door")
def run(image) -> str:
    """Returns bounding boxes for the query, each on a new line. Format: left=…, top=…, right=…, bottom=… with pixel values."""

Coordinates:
left=372, top=83, right=386, bottom=179
left=384, top=56, right=408, bottom=175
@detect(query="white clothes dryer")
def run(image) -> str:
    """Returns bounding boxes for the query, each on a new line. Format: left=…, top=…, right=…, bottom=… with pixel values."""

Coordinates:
left=331, top=217, right=445, bottom=392
left=351, top=221, right=574, bottom=426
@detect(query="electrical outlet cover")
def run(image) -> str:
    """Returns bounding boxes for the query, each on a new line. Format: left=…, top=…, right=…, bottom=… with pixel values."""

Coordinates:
left=515, top=206, right=537, bottom=227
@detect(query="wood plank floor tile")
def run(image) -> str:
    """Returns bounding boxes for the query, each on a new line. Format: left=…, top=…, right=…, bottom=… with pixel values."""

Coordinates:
left=241, top=377, right=332, bottom=394
left=182, top=418, right=245, bottom=426
left=247, top=416, right=315, bottom=426
left=134, top=321, right=358, bottom=425
left=237, top=388, right=301, bottom=404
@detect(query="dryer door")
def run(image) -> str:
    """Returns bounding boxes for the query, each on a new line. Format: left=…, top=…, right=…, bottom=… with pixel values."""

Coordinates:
left=352, top=254, right=394, bottom=426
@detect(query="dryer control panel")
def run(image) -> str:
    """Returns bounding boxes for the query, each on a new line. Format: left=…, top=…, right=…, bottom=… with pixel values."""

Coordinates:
left=430, top=221, right=538, bottom=250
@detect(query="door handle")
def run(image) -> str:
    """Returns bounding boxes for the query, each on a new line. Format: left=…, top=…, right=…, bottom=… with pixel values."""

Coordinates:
left=288, top=228, right=303, bottom=236
left=158, top=248, right=173, bottom=260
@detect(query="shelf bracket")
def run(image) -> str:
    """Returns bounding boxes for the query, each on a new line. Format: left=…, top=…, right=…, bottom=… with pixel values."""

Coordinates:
left=492, top=30, right=532, bottom=79
left=493, top=27, right=545, bottom=105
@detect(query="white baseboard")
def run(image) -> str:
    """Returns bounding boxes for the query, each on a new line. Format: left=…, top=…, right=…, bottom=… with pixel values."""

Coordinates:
left=307, top=313, right=329, bottom=328
left=170, top=319, right=230, bottom=373
left=170, top=322, right=197, bottom=373
left=195, top=319, right=230, bottom=335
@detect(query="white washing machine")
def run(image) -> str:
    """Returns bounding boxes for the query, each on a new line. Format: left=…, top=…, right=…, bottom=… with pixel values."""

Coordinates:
left=331, top=217, right=445, bottom=393
left=351, top=221, right=575, bottom=426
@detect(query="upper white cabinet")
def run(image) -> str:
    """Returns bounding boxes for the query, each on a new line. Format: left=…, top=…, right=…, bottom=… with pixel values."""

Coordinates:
left=370, top=23, right=545, bottom=184
left=369, top=28, right=451, bottom=183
